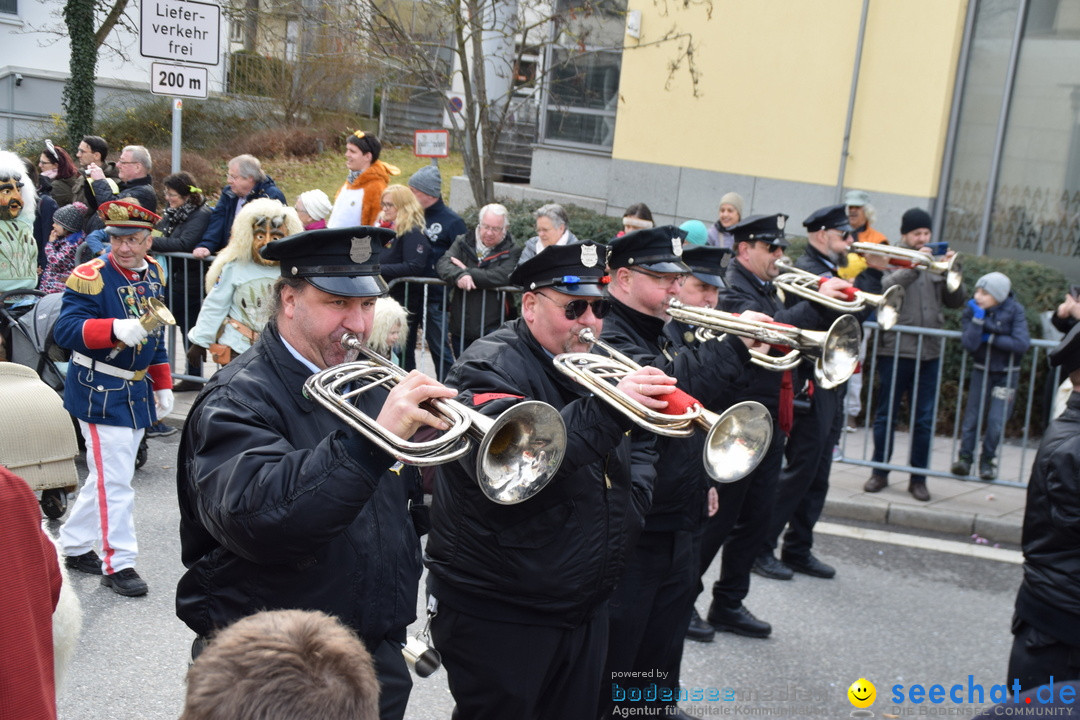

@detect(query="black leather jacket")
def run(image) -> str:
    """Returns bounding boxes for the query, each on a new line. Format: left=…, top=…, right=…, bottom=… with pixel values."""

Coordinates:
left=1015, top=392, right=1080, bottom=646
left=600, top=297, right=750, bottom=531
left=425, top=318, right=657, bottom=628
left=175, top=322, right=422, bottom=644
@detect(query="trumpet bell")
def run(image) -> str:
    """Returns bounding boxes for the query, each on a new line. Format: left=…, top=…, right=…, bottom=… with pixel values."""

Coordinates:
left=944, top=254, right=963, bottom=293
left=817, top=314, right=862, bottom=388
left=140, top=297, right=176, bottom=332
left=702, top=401, right=773, bottom=483
left=476, top=400, right=567, bottom=505
left=875, top=285, right=905, bottom=331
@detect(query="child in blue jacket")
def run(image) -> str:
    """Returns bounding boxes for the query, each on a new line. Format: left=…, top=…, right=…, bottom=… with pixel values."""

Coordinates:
left=952, top=272, right=1030, bottom=479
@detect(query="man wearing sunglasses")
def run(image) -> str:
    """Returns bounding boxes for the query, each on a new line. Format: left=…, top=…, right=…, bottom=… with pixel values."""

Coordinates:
left=756, top=205, right=865, bottom=585
left=599, top=225, right=760, bottom=719
left=426, top=242, right=672, bottom=720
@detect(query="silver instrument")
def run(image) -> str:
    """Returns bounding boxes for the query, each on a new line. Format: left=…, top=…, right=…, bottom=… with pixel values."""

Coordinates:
left=552, top=328, right=773, bottom=483
left=851, top=241, right=963, bottom=293
left=303, top=334, right=567, bottom=504
left=773, top=256, right=905, bottom=330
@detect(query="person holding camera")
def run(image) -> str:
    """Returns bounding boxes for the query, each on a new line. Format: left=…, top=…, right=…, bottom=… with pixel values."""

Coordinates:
left=864, top=208, right=966, bottom=501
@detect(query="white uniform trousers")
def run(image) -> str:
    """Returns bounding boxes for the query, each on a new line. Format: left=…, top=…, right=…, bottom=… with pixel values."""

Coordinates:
left=59, top=421, right=143, bottom=574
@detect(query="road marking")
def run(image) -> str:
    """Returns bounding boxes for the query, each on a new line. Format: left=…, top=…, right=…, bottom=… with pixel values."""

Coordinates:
left=816, top=521, right=1023, bottom=565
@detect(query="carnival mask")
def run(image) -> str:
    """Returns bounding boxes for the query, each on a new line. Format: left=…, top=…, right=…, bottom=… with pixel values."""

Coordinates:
left=252, top=215, right=286, bottom=265
left=0, top=176, right=25, bottom=221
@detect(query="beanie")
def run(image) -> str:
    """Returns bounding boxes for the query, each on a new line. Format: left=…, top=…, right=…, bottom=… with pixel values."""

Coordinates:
left=900, top=208, right=932, bottom=235
left=298, top=189, right=332, bottom=221
left=975, top=272, right=1011, bottom=303
left=408, top=164, right=442, bottom=198
left=679, top=219, right=708, bottom=246
left=53, top=202, right=88, bottom=233
left=719, top=192, right=744, bottom=218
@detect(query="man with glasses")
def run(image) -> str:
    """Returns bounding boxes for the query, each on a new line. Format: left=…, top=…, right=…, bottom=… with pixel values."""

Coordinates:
left=436, top=203, right=520, bottom=358
left=754, top=205, right=864, bottom=585
left=600, top=226, right=758, bottom=719
left=53, top=201, right=173, bottom=597
left=86, top=145, right=156, bottom=213
left=426, top=242, right=668, bottom=720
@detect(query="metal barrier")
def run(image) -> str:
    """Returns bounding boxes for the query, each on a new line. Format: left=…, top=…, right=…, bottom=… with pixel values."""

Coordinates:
left=837, top=320, right=1061, bottom=488
left=155, top=259, right=521, bottom=385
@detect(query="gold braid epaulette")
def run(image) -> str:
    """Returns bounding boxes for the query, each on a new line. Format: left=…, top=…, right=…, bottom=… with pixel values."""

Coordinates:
left=66, top=258, right=106, bottom=295
left=146, top=255, right=167, bottom=287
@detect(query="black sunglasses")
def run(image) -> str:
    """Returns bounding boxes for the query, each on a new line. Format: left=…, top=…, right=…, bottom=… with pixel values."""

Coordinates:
left=537, top=292, right=612, bottom=320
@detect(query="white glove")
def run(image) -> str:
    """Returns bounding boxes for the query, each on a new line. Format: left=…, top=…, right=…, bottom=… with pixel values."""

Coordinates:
left=113, top=318, right=148, bottom=346
left=155, top=389, right=175, bottom=419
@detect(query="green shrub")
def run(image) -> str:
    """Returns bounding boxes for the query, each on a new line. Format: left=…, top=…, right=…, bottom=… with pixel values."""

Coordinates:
left=462, top=199, right=623, bottom=245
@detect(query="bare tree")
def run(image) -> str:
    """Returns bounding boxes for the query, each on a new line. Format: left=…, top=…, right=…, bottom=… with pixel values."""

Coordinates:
left=358, top=0, right=702, bottom=205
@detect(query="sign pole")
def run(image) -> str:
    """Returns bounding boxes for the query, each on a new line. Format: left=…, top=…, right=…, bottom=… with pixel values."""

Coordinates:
left=171, top=99, right=182, bottom=173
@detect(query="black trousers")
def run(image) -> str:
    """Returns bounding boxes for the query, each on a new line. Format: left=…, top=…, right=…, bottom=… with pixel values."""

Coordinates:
left=602, top=529, right=696, bottom=718
left=694, top=421, right=784, bottom=606
left=764, top=384, right=843, bottom=561
left=1008, top=619, right=1080, bottom=693
left=431, top=602, right=608, bottom=720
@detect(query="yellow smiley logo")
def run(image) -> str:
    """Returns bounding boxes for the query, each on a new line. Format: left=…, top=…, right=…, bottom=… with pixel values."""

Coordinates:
left=848, top=678, right=876, bottom=709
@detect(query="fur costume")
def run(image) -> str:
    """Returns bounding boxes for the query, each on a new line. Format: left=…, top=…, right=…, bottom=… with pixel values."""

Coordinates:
left=0, top=149, right=39, bottom=292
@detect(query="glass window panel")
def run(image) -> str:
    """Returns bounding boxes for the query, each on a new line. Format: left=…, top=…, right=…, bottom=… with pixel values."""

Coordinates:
left=0, top=0, right=16, bottom=14
left=987, top=0, right=1080, bottom=277
left=941, top=0, right=1021, bottom=254
left=544, top=109, right=616, bottom=146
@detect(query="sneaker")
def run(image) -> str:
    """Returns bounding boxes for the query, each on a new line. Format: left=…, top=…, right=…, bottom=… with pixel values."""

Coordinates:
left=101, top=568, right=148, bottom=597
left=64, top=550, right=103, bottom=575
left=951, top=455, right=972, bottom=476
left=979, top=457, right=998, bottom=481
left=145, top=421, right=177, bottom=438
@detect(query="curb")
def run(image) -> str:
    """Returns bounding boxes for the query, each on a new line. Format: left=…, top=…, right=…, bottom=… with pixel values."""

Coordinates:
left=823, top=497, right=1023, bottom=546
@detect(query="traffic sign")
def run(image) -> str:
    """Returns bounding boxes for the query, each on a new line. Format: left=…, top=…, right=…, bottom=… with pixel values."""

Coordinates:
left=141, top=0, right=221, bottom=66
left=415, top=130, right=450, bottom=158
left=150, top=62, right=209, bottom=98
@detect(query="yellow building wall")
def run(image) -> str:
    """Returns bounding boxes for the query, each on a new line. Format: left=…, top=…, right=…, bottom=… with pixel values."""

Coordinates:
left=613, top=0, right=968, bottom=197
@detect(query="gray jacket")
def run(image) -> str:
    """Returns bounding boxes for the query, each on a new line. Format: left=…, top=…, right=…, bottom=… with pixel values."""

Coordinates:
left=877, top=249, right=966, bottom=360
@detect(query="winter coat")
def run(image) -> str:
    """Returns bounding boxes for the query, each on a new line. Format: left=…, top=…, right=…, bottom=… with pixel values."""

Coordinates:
left=328, top=161, right=399, bottom=229
left=960, top=294, right=1030, bottom=373
left=1014, top=392, right=1080, bottom=647
left=176, top=321, right=422, bottom=644
left=425, top=317, right=656, bottom=627
left=196, top=178, right=286, bottom=255
left=436, top=231, right=520, bottom=347
left=877, top=245, right=966, bottom=360
left=600, top=296, right=750, bottom=531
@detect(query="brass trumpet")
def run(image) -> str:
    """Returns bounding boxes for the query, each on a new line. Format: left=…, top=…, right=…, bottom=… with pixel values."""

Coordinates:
left=665, top=299, right=862, bottom=389
left=851, top=241, right=963, bottom=293
left=106, top=296, right=176, bottom=360
left=552, top=328, right=773, bottom=483
left=773, top=256, right=905, bottom=330
left=303, top=335, right=567, bottom=505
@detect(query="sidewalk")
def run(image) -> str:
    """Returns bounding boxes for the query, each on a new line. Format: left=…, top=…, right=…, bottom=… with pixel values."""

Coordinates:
left=167, top=389, right=1030, bottom=547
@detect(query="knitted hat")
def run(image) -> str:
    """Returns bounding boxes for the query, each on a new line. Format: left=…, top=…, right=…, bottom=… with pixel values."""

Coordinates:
left=719, top=192, right=744, bottom=217
left=900, top=208, right=932, bottom=235
left=298, top=189, right=332, bottom=221
left=408, top=164, right=442, bottom=198
left=679, top=219, right=709, bottom=246
left=975, top=272, right=1011, bottom=303
left=53, top=202, right=88, bottom=233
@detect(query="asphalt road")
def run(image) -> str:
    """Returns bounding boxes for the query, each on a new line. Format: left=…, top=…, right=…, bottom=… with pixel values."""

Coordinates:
left=52, top=432, right=1023, bottom=719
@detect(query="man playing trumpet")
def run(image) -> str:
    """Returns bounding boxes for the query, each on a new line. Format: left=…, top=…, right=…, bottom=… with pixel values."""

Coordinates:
left=425, top=242, right=669, bottom=720
left=598, top=226, right=761, bottom=719
left=177, top=227, right=456, bottom=720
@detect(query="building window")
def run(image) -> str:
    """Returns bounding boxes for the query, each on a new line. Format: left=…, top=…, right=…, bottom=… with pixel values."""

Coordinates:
left=942, top=0, right=1080, bottom=278
left=540, top=0, right=626, bottom=151
left=0, top=0, right=17, bottom=15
